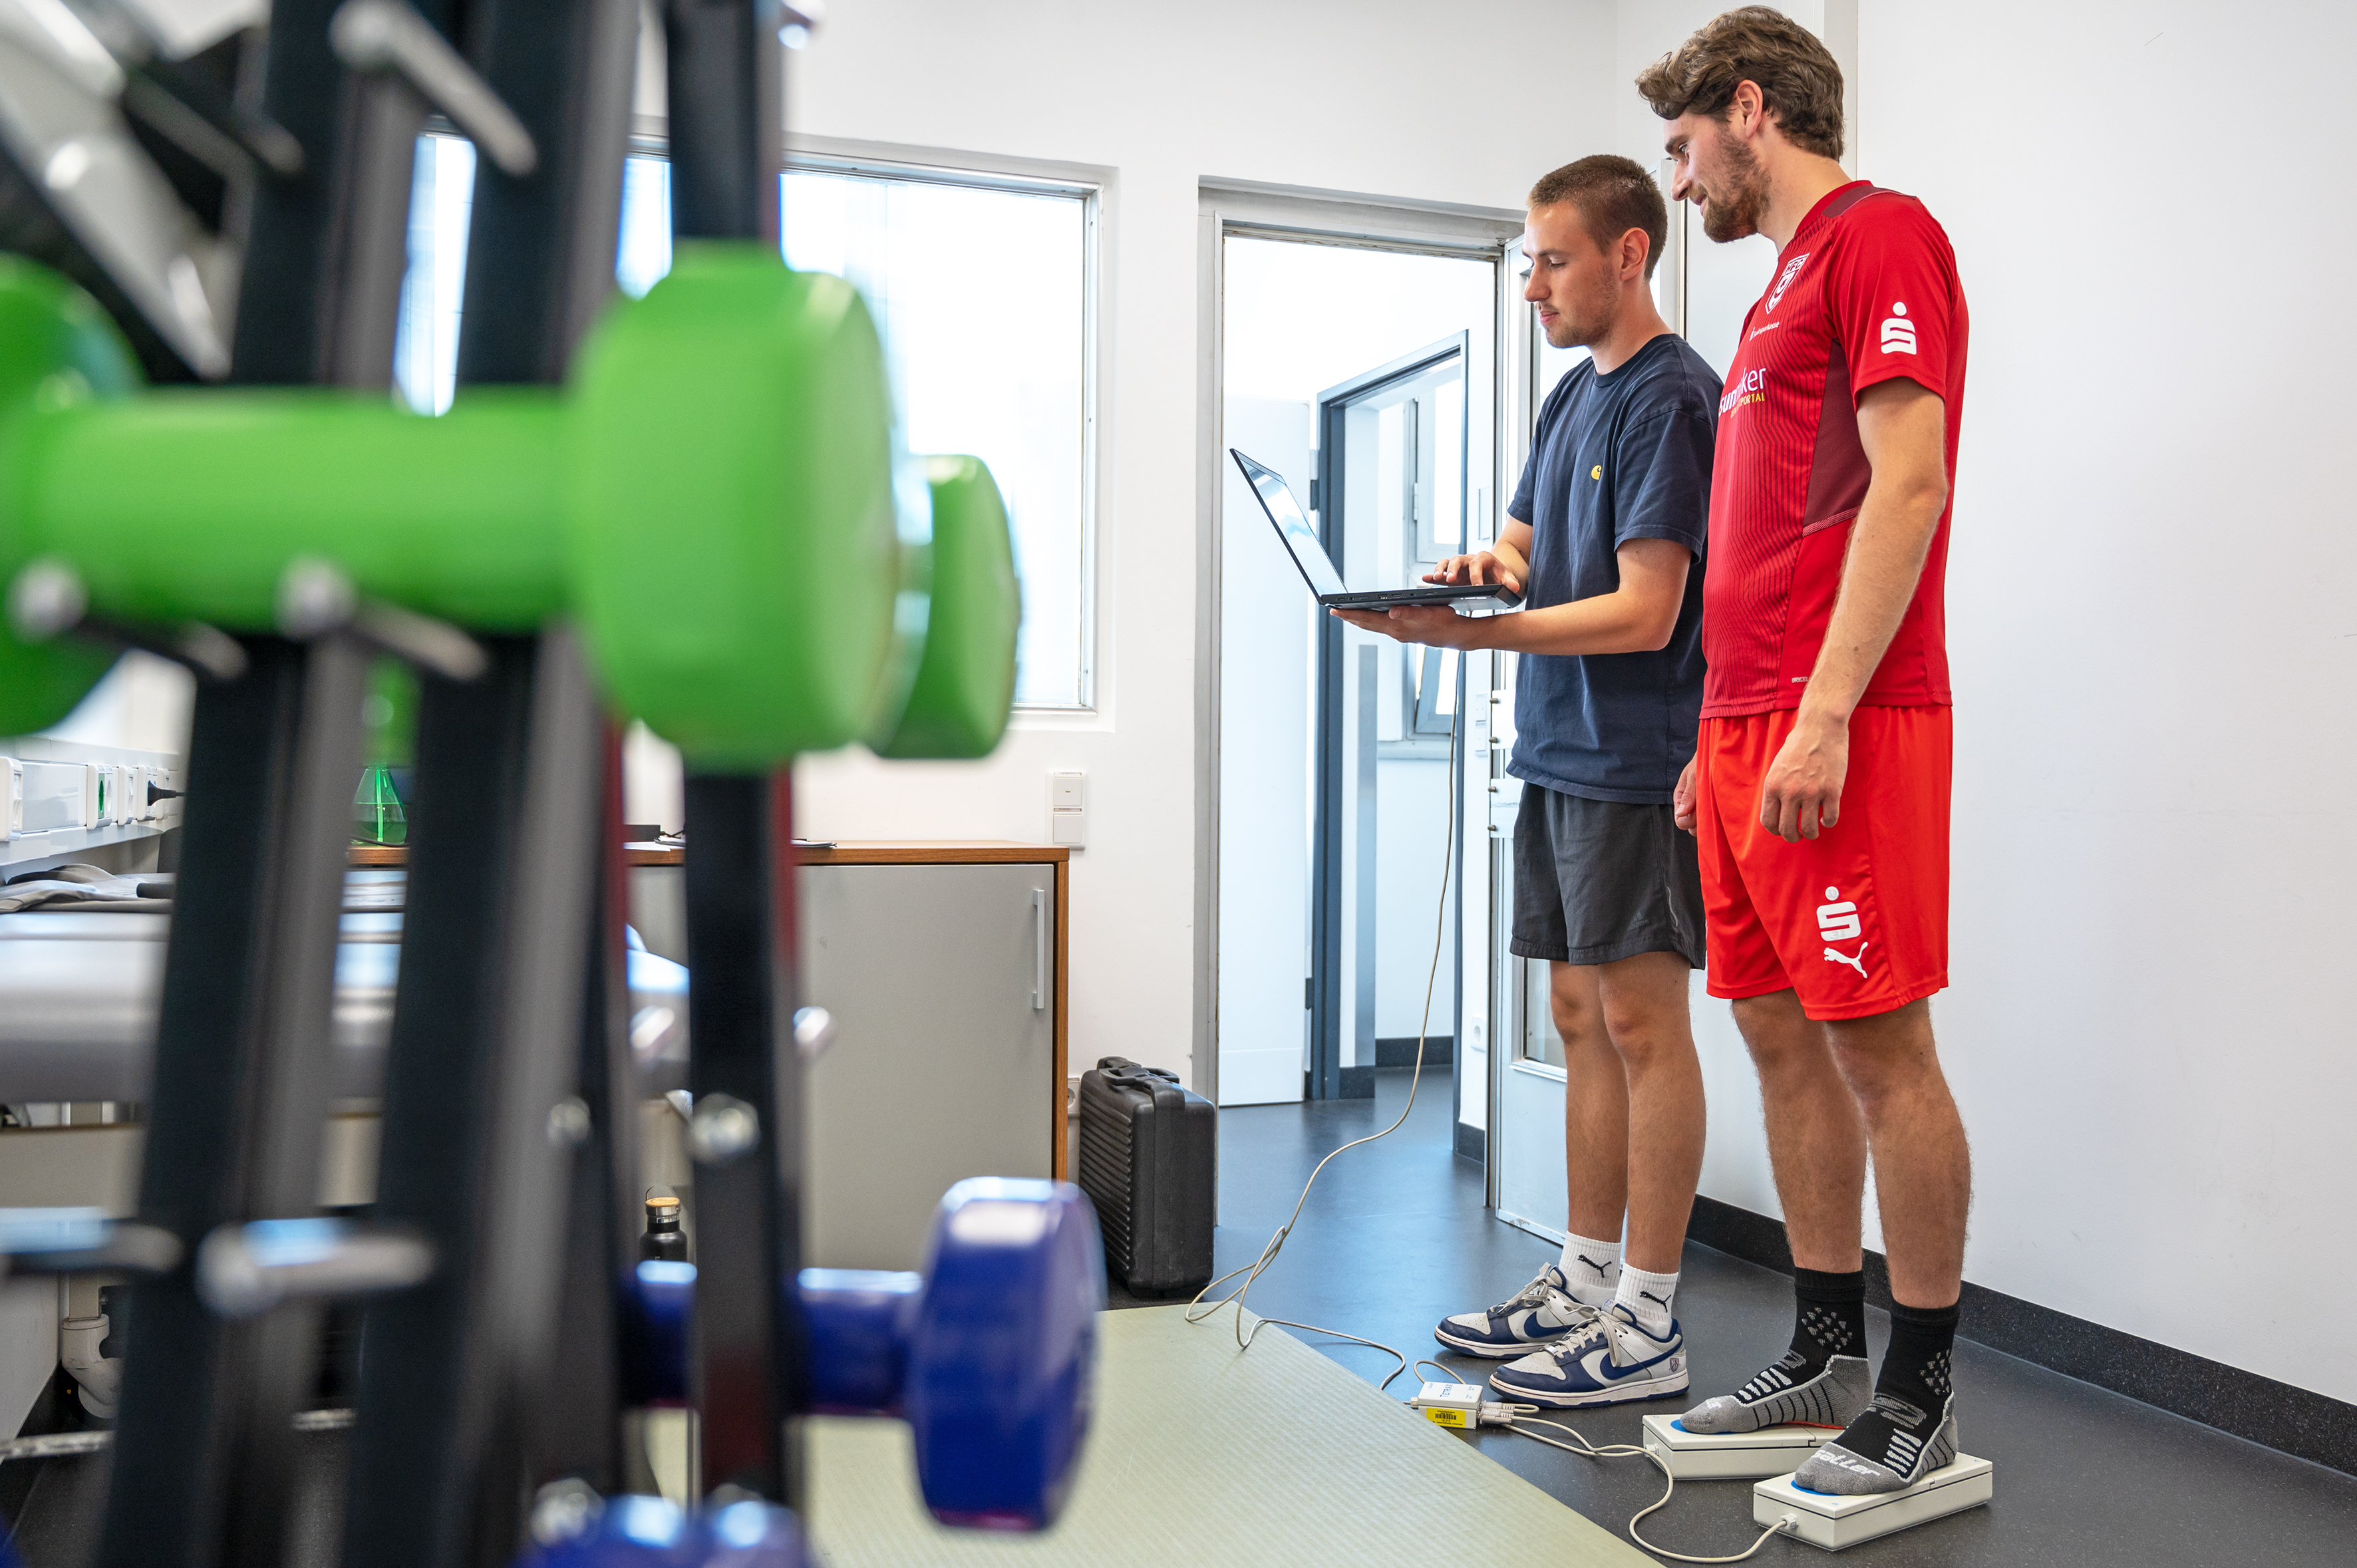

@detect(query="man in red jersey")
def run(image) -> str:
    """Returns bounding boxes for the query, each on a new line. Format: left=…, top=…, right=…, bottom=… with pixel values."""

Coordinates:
left=1640, top=9, right=1973, bottom=1495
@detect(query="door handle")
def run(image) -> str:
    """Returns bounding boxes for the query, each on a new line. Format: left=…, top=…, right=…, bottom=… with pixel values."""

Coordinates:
left=1030, top=888, right=1048, bottom=1011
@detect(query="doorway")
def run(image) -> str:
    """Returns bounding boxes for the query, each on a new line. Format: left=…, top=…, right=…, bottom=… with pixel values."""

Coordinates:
left=1210, top=223, right=1501, bottom=1108
left=1309, top=335, right=1470, bottom=1103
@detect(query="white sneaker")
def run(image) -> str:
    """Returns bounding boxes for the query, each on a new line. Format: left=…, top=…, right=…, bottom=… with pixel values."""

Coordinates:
left=1488, top=1305, right=1689, bottom=1408
left=1433, top=1266, right=1603, bottom=1358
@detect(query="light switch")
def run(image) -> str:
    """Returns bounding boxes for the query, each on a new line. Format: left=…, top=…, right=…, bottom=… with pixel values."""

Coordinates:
left=1049, top=770, right=1086, bottom=848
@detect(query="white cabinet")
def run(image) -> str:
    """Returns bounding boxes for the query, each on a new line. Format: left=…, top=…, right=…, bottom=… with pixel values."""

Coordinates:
left=799, top=858, right=1061, bottom=1271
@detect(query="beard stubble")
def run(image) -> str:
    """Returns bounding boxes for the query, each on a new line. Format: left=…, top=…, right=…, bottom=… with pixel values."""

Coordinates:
left=1699, top=132, right=1769, bottom=244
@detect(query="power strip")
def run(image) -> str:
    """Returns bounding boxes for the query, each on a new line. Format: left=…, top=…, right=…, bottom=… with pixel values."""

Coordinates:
left=1641, top=1413, right=1834, bottom=1479
left=1752, top=1454, right=1994, bottom=1550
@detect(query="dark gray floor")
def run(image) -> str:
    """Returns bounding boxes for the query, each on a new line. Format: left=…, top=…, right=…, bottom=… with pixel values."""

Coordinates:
left=1197, top=1067, right=2357, bottom=1567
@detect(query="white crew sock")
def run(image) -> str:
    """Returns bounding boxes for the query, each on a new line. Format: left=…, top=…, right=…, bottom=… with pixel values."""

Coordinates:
left=1556, top=1233, right=1623, bottom=1307
left=1616, top=1263, right=1680, bottom=1336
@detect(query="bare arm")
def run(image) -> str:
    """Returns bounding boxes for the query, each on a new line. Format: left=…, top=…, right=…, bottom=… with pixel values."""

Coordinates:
left=1755, top=379, right=1950, bottom=842
left=1333, top=536, right=1691, bottom=655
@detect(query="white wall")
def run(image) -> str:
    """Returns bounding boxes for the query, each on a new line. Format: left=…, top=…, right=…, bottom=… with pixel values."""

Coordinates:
left=37, top=652, right=194, bottom=756
left=776, top=0, right=1618, bottom=1090
left=645, top=0, right=2357, bottom=1407
left=1615, top=0, right=2357, bottom=1406
left=1860, top=0, right=2357, bottom=1406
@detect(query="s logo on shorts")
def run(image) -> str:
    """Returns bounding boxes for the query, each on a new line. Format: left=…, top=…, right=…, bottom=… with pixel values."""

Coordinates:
left=1817, top=886, right=1869, bottom=979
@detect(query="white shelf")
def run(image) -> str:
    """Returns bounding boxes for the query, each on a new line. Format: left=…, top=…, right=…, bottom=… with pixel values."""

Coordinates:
left=1, top=822, right=176, bottom=874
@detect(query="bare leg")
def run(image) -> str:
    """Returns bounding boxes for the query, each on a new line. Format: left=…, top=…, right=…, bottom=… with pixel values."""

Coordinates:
left=1826, top=1000, right=1970, bottom=1307
left=1731, top=989, right=1867, bottom=1273
left=1552, top=963, right=1628, bottom=1245
left=1595, top=951, right=1703, bottom=1275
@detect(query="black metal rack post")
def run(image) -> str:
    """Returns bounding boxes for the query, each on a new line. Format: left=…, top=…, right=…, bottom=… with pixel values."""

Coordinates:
left=337, top=5, right=638, bottom=1565
left=91, top=642, right=305, bottom=1568
left=661, top=0, right=806, bottom=1509
left=94, top=3, right=416, bottom=1563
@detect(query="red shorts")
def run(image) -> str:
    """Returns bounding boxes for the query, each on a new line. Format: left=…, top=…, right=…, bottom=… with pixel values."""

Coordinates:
left=1694, top=706, right=1951, bottom=1020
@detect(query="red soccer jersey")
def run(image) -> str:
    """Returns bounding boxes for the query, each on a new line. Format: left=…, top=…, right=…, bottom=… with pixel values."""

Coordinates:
left=1700, top=182, right=1968, bottom=718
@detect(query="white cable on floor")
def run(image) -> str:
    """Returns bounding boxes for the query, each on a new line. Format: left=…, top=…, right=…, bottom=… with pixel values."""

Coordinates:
left=1501, top=1410, right=1797, bottom=1563
left=1184, top=704, right=1462, bottom=1392
left=1182, top=697, right=1794, bottom=1563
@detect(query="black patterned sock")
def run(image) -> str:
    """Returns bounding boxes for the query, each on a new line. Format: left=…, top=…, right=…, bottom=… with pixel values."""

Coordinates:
left=1835, top=1299, right=1959, bottom=1478
left=1732, top=1267, right=1865, bottom=1410
left=1788, top=1267, right=1868, bottom=1369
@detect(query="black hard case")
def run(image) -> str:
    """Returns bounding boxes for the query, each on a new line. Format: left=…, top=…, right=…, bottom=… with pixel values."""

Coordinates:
left=1076, top=1056, right=1216, bottom=1295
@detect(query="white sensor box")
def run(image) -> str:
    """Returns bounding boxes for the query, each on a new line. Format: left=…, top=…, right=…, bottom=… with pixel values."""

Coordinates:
left=1753, top=1453, right=1992, bottom=1550
left=1641, top=1414, right=1834, bottom=1479
left=1406, top=1381, right=1485, bottom=1432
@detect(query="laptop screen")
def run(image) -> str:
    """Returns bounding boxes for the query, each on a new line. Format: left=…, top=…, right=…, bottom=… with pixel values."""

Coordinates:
left=1231, top=448, right=1346, bottom=599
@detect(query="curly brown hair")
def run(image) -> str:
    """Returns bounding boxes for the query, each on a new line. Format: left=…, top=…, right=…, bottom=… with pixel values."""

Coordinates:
left=1635, top=7, right=1843, bottom=161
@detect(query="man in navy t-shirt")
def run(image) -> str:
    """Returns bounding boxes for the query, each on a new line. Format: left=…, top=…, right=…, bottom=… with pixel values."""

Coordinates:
left=1334, top=154, right=1718, bottom=1410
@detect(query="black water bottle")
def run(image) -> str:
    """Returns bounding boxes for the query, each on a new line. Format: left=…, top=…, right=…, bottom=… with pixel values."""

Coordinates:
left=640, top=1191, right=688, bottom=1264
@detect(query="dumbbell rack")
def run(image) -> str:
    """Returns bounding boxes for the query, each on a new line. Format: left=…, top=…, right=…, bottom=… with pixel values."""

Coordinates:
left=0, top=4, right=1085, bottom=1565
left=22, top=2, right=813, bottom=1565
left=83, top=5, right=647, bottom=1568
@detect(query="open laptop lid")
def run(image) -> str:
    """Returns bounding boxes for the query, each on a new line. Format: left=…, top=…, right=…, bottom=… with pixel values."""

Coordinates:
left=1231, top=448, right=1346, bottom=598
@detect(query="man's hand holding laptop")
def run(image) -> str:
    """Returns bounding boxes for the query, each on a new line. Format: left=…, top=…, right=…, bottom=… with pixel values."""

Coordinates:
left=1330, top=541, right=1526, bottom=646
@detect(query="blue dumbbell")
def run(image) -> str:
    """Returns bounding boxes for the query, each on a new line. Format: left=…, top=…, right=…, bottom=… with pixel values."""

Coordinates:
left=517, top=1491, right=802, bottom=1567
left=629, top=1177, right=1103, bottom=1531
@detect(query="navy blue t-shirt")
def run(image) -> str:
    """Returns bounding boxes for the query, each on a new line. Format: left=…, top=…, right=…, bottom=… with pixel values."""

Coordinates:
left=1506, top=333, right=1718, bottom=804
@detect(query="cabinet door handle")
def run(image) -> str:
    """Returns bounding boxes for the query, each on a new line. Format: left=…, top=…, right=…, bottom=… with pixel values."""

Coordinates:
left=1031, top=888, right=1048, bottom=1011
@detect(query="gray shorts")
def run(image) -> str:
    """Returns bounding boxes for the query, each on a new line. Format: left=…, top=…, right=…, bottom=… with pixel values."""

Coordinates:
left=1511, top=784, right=1706, bottom=969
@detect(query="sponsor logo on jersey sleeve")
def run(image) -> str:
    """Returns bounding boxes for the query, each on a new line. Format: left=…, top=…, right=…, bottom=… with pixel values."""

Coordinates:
left=1879, top=301, right=1917, bottom=355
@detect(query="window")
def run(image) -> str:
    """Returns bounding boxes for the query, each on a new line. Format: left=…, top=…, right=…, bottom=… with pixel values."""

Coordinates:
left=395, top=135, right=478, bottom=418
left=395, top=141, right=1098, bottom=712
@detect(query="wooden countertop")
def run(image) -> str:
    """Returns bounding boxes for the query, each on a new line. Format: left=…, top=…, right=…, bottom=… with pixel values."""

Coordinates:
left=349, top=839, right=1070, bottom=867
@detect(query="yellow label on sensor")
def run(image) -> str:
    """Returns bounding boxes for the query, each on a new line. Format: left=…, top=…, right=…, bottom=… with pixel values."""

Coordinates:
left=1424, top=1408, right=1470, bottom=1428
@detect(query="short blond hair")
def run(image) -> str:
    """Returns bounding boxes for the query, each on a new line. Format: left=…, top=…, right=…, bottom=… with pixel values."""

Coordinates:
left=1528, top=156, right=1667, bottom=279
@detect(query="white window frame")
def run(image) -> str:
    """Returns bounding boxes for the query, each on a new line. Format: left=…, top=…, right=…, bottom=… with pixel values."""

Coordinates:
left=779, top=136, right=1107, bottom=716
left=615, top=131, right=1107, bottom=714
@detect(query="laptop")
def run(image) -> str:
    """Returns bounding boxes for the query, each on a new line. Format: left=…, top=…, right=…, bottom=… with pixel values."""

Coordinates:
left=1231, top=448, right=1521, bottom=612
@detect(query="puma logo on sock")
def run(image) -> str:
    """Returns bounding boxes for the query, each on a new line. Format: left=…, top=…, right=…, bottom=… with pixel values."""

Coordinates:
left=1578, top=1255, right=1613, bottom=1277
left=1641, top=1291, right=1670, bottom=1307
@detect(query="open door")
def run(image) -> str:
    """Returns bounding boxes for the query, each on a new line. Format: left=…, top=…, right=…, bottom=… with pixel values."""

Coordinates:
left=1307, top=335, right=1473, bottom=1099
left=1211, top=221, right=1505, bottom=1109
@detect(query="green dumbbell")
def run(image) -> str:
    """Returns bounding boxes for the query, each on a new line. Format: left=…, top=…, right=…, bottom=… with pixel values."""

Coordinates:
left=869, top=455, right=1019, bottom=760
left=0, top=247, right=1019, bottom=765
